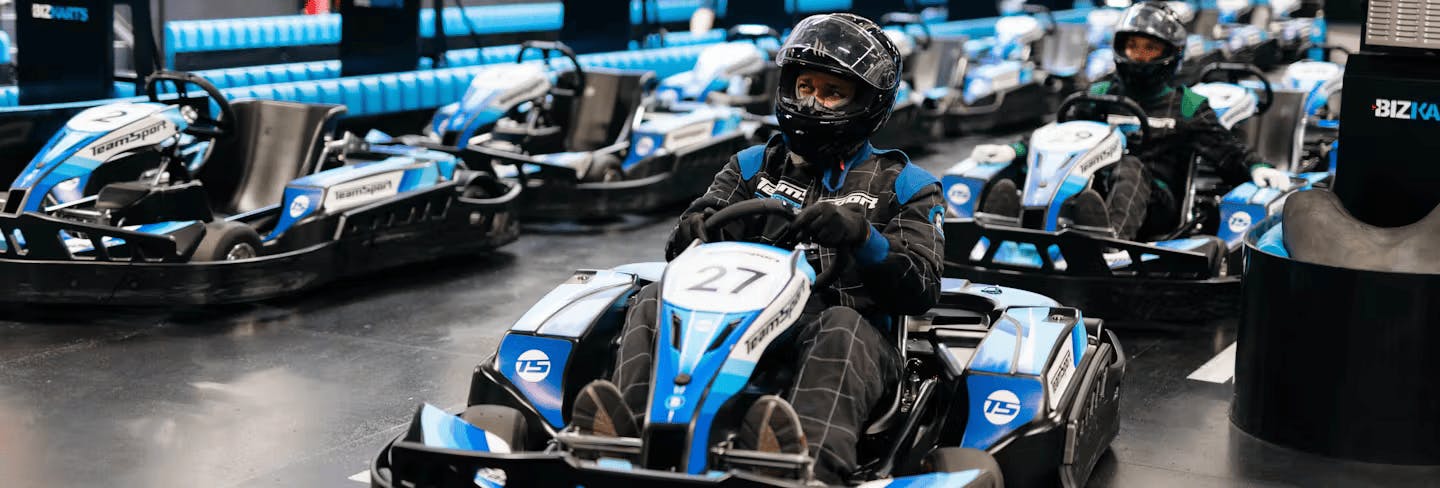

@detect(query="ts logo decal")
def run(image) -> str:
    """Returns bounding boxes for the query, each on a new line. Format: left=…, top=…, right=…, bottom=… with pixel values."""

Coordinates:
left=947, top=183, right=971, bottom=206
left=1227, top=211, right=1252, bottom=234
left=515, top=349, right=552, bottom=383
left=983, top=390, right=1022, bottom=425
left=288, top=195, right=311, bottom=219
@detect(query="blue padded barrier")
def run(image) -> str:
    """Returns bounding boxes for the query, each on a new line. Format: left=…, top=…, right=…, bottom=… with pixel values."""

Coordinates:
left=0, top=86, right=14, bottom=107
left=630, top=0, right=707, bottom=25
left=418, top=3, right=564, bottom=39
left=0, top=82, right=136, bottom=108
left=1, top=31, right=11, bottom=64
left=791, top=0, right=852, bottom=14
left=164, top=3, right=564, bottom=67
left=214, top=43, right=708, bottom=117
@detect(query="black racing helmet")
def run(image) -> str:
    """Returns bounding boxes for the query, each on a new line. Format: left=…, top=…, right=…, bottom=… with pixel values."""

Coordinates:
left=1112, top=2, right=1188, bottom=95
left=774, top=13, right=902, bottom=164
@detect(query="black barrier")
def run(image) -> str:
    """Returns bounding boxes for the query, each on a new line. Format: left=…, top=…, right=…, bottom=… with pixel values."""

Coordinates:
left=340, top=0, right=422, bottom=77
left=946, top=0, right=998, bottom=21
left=718, top=1, right=789, bottom=32
left=1235, top=222, right=1440, bottom=465
left=559, top=0, right=630, bottom=55
left=13, top=0, right=157, bottom=104
left=1334, top=54, right=1440, bottom=227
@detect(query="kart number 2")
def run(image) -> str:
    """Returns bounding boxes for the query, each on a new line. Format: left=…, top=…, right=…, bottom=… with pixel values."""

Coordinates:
left=687, top=265, right=767, bottom=294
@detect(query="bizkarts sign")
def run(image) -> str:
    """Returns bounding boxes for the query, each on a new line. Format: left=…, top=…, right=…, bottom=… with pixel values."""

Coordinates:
left=31, top=3, right=89, bottom=22
left=1373, top=99, right=1440, bottom=122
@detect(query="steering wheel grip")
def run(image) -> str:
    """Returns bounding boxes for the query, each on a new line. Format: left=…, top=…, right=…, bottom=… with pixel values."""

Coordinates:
left=1198, top=62, right=1274, bottom=115
left=518, top=40, right=586, bottom=99
left=701, top=199, right=852, bottom=290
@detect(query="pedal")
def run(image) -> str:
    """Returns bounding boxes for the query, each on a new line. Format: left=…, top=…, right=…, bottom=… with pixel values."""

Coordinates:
left=711, top=446, right=813, bottom=480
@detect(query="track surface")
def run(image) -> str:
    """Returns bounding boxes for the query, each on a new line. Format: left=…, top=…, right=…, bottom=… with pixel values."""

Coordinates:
left=5, top=25, right=1438, bottom=488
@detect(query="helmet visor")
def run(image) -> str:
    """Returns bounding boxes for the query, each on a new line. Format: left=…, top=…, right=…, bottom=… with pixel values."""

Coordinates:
left=1115, top=2, right=1187, bottom=48
left=777, top=65, right=878, bottom=119
left=776, top=15, right=899, bottom=92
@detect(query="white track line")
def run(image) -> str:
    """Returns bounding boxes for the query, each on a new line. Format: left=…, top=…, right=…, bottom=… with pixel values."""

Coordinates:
left=349, top=470, right=369, bottom=483
left=1187, top=342, right=1238, bottom=383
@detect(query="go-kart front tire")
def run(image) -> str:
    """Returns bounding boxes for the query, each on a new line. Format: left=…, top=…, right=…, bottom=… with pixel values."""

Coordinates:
left=461, top=404, right=528, bottom=452
left=192, top=221, right=262, bottom=262
left=581, top=154, right=624, bottom=183
left=925, top=447, right=1004, bottom=488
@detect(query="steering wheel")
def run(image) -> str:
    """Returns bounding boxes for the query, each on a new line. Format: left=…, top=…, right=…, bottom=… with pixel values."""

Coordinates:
left=1199, top=62, right=1275, bottom=115
left=518, top=41, right=586, bottom=100
left=1058, top=93, right=1154, bottom=146
left=145, top=70, right=235, bottom=140
left=880, top=12, right=931, bottom=50
left=701, top=199, right=851, bottom=290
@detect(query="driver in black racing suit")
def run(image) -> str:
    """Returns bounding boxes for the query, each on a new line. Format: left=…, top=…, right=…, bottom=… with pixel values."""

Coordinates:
left=970, top=1, right=1291, bottom=240
left=569, top=13, right=947, bottom=485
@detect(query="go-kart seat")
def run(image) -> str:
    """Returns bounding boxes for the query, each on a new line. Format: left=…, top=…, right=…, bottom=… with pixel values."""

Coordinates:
left=197, top=100, right=345, bottom=215
left=1283, top=190, right=1440, bottom=274
left=911, top=37, right=968, bottom=94
left=1241, top=90, right=1307, bottom=171
left=554, top=68, right=654, bottom=153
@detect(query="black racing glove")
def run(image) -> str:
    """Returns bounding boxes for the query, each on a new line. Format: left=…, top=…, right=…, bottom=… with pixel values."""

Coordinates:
left=793, top=202, right=872, bottom=250
left=667, top=208, right=717, bottom=260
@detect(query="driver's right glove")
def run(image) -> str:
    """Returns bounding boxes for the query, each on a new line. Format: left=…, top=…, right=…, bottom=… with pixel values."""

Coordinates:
left=667, top=208, right=717, bottom=260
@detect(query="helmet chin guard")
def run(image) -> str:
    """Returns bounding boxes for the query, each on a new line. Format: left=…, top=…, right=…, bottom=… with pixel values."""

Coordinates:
left=1111, top=2, right=1188, bottom=96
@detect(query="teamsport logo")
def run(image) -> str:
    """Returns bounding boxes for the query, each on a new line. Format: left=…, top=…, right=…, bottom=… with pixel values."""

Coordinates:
left=288, top=195, right=312, bottom=219
left=332, top=180, right=394, bottom=201
left=1227, top=211, right=1252, bottom=234
left=1374, top=98, right=1440, bottom=122
left=514, top=349, right=551, bottom=383
left=90, top=121, right=170, bottom=158
left=983, top=390, right=1022, bottom=425
left=817, top=192, right=879, bottom=209
left=31, top=3, right=89, bottom=22
left=757, top=177, right=808, bottom=204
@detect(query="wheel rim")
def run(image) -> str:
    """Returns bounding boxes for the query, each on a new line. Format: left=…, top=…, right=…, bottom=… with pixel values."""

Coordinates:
left=226, top=243, right=257, bottom=261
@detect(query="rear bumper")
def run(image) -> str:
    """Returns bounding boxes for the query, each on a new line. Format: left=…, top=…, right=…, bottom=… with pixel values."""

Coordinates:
left=0, top=184, right=518, bottom=306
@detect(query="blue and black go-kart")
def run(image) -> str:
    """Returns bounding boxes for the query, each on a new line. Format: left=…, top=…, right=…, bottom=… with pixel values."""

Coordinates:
left=653, top=24, right=784, bottom=121
left=921, top=5, right=1093, bottom=135
left=420, top=41, right=750, bottom=221
left=0, top=71, right=519, bottom=305
left=939, top=92, right=1327, bottom=322
left=371, top=199, right=1127, bottom=488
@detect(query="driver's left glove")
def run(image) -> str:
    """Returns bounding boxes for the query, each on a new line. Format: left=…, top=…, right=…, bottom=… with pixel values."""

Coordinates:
left=1250, top=165, right=1292, bottom=190
left=794, top=202, right=873, bottom=250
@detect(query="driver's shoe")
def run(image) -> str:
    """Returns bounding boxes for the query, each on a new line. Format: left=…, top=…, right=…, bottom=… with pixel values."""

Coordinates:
left=1069, top=189, right=1111, bottom=231
left=737, top=395, right=808, bottom=456
left=980, top=179, right=1022, bottom=219
left=571, top=380, right=639, bottom=438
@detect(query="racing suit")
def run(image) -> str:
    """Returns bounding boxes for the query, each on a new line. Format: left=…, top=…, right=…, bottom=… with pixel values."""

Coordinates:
left=992, top=80, right=1268, bottom=239
left=614, top=136, right=946, bottom=483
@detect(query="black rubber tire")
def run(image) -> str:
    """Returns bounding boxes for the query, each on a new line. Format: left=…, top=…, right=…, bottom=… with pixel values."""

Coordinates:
left=460, top=172, right=506, bottom=199
left=581, top=154, right=624, bottom=183
left=191, top=221, right=262, bottom=262
left=924, top=447, right=1004, bottom=488
left=460, top=404, right=528, bottom=452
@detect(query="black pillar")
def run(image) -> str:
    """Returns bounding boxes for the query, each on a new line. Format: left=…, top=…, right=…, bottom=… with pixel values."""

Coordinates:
left=15, top=0, right=116, bottom=105
left=559, top=0, right=630, bottom=55
left=339, top=0, right=421, bottom=77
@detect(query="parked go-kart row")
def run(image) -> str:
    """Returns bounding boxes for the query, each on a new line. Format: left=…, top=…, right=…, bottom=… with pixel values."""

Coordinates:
left=0, top=71, right=520, bottom=305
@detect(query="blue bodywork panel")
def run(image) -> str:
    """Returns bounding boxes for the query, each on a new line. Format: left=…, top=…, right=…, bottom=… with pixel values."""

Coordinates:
left=498, top=334, right=574, bottom=428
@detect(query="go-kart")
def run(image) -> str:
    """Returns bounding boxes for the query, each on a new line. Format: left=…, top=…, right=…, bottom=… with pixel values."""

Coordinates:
left=939, top=93, right=1327, bottom=322
left=370, top=198, right=1126, bottom=488
left=921, top=5, right=1092, bottom=135
left=424, top=41, right=749, bottom=221
left=653, top=25, right=783, bottom=120
left=1278, top=45, right=1345, bottom=174
left=0, top=71, right=519, bottom=305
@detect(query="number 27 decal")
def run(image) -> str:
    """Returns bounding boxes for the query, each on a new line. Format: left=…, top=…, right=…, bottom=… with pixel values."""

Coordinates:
left=687, top=266, right=767, bottom=294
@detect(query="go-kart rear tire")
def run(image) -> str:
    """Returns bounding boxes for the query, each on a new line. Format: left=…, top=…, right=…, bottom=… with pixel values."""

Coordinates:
left=192, top=221, right=262, bottom=262
left=924, top=447, right=1004, bottom=488
left=460, top=404, right=528, bottom=452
